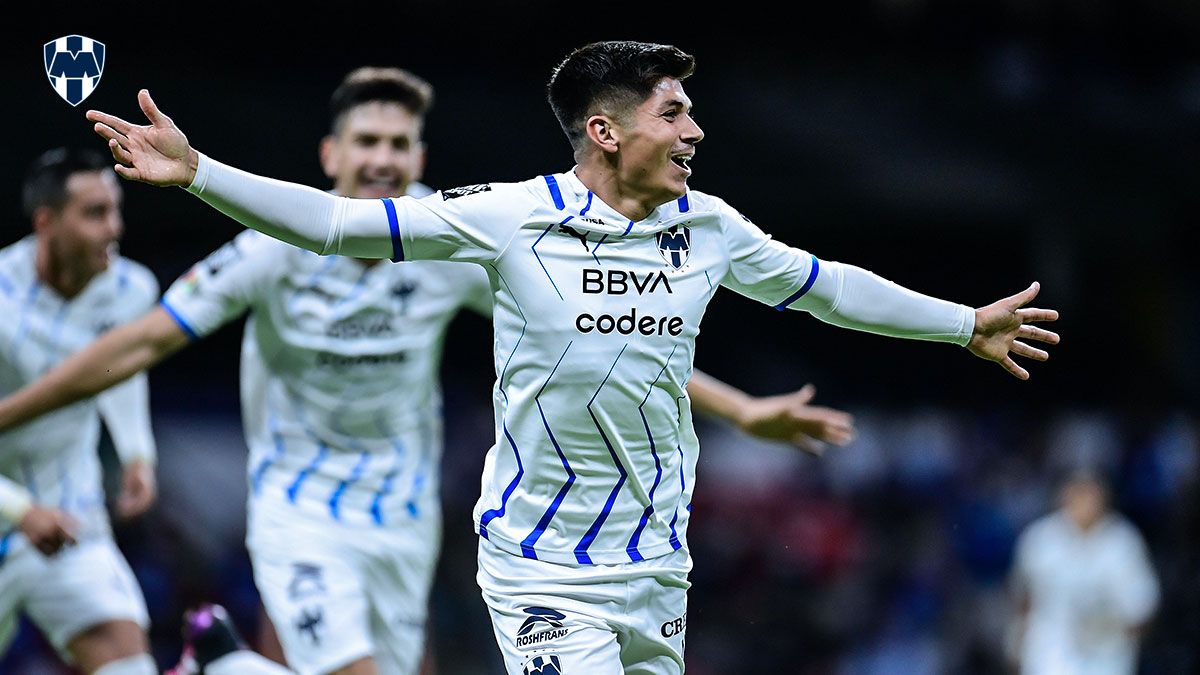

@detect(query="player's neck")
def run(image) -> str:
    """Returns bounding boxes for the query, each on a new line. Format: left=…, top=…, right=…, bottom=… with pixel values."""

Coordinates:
left=574, top=162, right=664, bottom=223
left=35, top=242, right=92, bottom=299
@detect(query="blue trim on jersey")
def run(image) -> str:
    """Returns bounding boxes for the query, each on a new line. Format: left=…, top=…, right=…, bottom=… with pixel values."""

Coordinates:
left=370, top=415, right=407, bottom=525
left=580, top=191, right=595, bottom=216
left=677, top=195, right=690, bottom=213
left=774, top=256, right=820, bottom=311
left=251, top=415, right=286, bottom=495
left=532, top=224, right=565, bottom=301
left=0, top=529, right=13, bottom=566
left=627, top=346, right=677, bottom=561
left=383, top=198, right=404, bottom=262
left=404, top=410, right=434, bottom=519
left=575, top=345, right=630, bottom=564
left=622, top=220, right=635, bottom=236
left=286, top=443, right=329, bottom=504
left=478, top=423, right=524, bottom=537
left=159, top=299, right=200, bottom=341
left=591, top=234, right=608, bottom=265
left=543, top=175, right=565, bottom=210
left=287, top=256, right=339, bottom=315
left=520, top=342, right=576, bottom=560
left=41, top=302, right=71, bottom=373
left=117, top=258, right=130, bottom=291
left=479, top=266, right=529, bottom=538
left=333, top=267, right=371, bottom=310
left=328, top=451, right=372, bottom=520
left=668, top=445, right=685, bottom=550
left=7, top=282, right=42, bottom=362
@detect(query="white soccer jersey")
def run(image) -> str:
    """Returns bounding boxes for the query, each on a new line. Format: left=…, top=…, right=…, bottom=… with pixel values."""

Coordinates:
left=1013, top=512, right=1160, bottom=675
left=0, top=236, right=158, bottom=558
left=160, top=230, right=491, bottom=528
left=188, top=158, right=974, bottom=566
left=390, top=172, right=969, bottom=564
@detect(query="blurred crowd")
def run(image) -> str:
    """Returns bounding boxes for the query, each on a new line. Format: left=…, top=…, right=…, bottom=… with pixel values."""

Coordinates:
left=3, top=403, right=1194, bottom=674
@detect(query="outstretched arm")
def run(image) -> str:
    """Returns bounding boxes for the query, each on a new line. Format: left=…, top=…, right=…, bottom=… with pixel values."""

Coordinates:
left=0, top=307, right=188, bottom=432
left=687, top=370, right=856, bottom=456
left=86, top=90, right=395, bottom=259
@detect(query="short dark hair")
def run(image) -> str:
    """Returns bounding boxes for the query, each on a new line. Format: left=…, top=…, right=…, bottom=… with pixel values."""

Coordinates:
left=22, top=147, right=112, bottom=218
left=329, top=67, right=434, bottom=134
left=547, top=41, right=696, bottom=149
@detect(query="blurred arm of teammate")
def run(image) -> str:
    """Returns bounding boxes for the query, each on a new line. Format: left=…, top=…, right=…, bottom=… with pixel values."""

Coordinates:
left=687, top=370, right=855, bottom=457
left=0, top=307, right=188, bottom=435
left=1, top=475, right=78, bottom=555
left=97, top=371, right=159, bottom=520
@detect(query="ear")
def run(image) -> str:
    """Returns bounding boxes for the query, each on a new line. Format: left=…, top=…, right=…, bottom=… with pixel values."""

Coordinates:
left=31, top=206, right=55, bottom=235
left=318, top=135, right=338, bottom=180
left=584, top=114, right=621, bottom=154
left=414, top=142, right=427, bottom=182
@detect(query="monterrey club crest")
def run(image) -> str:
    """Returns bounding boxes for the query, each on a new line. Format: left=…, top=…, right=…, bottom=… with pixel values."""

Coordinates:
left=656, top=224, right=691, bottom=270
left=44, top=35, right=105, bottom=106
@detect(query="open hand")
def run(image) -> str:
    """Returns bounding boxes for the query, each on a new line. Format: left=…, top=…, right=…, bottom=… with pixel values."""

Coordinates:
left=968, top=281, right=1060, bottom=380
left=737, top=384, right=856, bottom=456
left=86, top=89, right=198, bottom=186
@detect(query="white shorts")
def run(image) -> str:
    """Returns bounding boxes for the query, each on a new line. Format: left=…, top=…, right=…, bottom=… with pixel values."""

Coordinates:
left=246, top=498, right=440, bottom=675
left=0, top=536, right=149, bottom=658
left=477, top=537, right=692, bottom=675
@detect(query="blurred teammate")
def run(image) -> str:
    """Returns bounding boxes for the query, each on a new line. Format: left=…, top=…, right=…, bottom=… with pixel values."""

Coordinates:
left=0, top=148, right=159, bottom=674
left=3, top=65, right=852, bottom=675
left=1008, top=468, right=1159, bottom=675
left=84, top=39, right=1058, bottom=675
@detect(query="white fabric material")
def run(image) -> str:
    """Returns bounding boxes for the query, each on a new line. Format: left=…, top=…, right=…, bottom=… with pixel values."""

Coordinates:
left=0, top=476, right=31, bottom=524
left=0, top=236, right=157, bottom=543
left=478, top=537, right=690, bottom=675
left=246, top=496, right=439, bottom=675
left=0, top=538, right=149, bottom=655
left=187, top=155, right=975, bottom=565
left=1013, top=512, right=1160, bottom=675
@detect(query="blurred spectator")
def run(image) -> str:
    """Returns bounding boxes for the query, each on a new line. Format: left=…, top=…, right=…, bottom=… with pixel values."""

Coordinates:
left=1007, top=468, right=1160, bottom=675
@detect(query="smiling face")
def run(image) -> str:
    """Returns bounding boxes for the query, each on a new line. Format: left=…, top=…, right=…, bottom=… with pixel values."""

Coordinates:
left=39, top=169, right=124, bottom=280
left=320, top=101, right=426, bottom=199
left=612, top=77, right=704, bottom=207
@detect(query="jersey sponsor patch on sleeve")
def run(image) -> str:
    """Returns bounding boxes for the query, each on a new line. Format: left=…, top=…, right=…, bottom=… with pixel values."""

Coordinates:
left=202, top=239, right=244, bottom=276
left=441, top=184, right=492, bottom=200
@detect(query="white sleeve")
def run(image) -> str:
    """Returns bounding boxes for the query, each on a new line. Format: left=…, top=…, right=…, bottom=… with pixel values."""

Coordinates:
left=97, top=372, right=157, bottom=466
left=160, top=231, right=278, bottom=339
left=186, top=153, right=396, bottom=259
left=721, top=204, right=974, bottom=345
left=0, top=474, right=32, bottom=525
left=1113, top=526, right=1160, bottom=625
left=461, top=265, right=495, bottom=318
left=391, top=182, right=537, bottom=263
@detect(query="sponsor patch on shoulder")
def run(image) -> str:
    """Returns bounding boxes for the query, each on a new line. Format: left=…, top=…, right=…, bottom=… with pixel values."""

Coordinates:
left=441, top=184, right=491, bottom=200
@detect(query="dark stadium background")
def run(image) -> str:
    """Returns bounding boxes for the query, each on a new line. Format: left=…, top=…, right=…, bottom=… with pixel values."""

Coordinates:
left=2, top=2, right=1197, bottom=673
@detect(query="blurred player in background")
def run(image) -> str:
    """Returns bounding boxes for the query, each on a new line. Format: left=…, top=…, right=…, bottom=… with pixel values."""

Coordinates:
left=1008, top=468, right=1160, bottom=675
left=2, top=67, right=853, bottom=675
left=0, top=148, right=159, bottom=675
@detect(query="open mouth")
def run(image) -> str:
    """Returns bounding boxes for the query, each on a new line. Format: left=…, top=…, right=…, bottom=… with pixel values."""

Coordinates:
left=671, top=154, right=693, bottom=172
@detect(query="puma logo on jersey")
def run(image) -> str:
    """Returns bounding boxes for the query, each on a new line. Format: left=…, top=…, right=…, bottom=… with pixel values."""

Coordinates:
left=558, top=224, right=591, bottom=249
